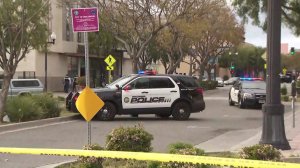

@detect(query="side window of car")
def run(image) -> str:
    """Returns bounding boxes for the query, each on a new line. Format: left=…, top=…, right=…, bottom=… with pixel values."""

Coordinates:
left=130, top=78, right=149, bottom=89
left=149, top=77, right=175, bottom=89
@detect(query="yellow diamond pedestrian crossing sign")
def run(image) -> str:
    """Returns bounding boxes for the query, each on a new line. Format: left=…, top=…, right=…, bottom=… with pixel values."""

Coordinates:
left=75, top=87, right=104, bottom=121
left=105, top=55, right=116, bottom=66
left=106, top=66, right=114, bottom=71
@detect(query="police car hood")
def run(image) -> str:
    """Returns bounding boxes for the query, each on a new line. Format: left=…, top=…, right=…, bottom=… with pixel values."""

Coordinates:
left=243, top=88, right=266, bottom=94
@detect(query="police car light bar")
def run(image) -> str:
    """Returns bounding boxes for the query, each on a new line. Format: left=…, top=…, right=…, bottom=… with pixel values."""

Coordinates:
left=240, top=77, right=263, bottom=81
left=138, top=70, right=156, bottom=75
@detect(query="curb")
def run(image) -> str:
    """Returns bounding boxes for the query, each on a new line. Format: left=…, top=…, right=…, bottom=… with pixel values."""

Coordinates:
left=0, top=114, right=81, bottom=133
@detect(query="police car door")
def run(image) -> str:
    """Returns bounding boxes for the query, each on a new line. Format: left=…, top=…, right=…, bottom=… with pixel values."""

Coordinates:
left=230, top=82, right=240, bottom=102
left=147, top=76, right=179, bottom=108
left=122, top=77, right=151, bottom=109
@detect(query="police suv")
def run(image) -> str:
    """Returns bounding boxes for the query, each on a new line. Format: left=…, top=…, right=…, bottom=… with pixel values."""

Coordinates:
left=66, top=71, right=205, bottom=120
left=228, top=78, right=266, bottom=109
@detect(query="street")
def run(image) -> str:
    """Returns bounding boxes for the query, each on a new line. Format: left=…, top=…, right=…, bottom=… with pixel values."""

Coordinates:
left=0, top=85, right=293, bottom=168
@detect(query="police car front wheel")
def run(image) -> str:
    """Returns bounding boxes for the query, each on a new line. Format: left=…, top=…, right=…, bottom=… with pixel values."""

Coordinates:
left=171, top=101, right=191, bottom=120
left=97, top=102, right=116, bottom=121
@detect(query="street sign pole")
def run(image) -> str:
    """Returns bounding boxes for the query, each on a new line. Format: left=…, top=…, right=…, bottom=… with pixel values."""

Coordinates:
left=84, top=32, right=91, bottom=146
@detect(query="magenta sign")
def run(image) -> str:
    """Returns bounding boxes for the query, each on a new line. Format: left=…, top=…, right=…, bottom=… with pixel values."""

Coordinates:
left=71, top=7, right=99, bottom=32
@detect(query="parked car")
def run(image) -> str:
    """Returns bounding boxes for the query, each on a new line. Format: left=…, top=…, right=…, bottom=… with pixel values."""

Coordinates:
left=216, top=77, right=224, bottom=87
left=0, top=79, right=44, bottom=96
left=224, top=77, right=239, bottom=85
left=228, top=78, right=266, bottom=109
left=66, top=71, right=205, bottom=120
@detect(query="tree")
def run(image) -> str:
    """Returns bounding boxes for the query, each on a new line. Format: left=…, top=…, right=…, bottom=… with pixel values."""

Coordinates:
left=232, top=0, right=300, bottom=35
left=219, top=44, right=266, bottom=77
left=0, top=0, right=50, bottom=122
left=187, top=2, right=244, bottom=81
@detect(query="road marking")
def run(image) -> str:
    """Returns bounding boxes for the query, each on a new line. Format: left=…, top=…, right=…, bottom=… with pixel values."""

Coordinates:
left=0, top=121, right=76, bottom=135
left=187, top=126, right=211, bottom=129
left=205, top=97, right=227, bottom=100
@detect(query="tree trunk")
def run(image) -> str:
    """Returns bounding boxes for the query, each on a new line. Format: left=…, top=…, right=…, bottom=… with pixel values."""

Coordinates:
left=0, top=73, right=13, bottom=123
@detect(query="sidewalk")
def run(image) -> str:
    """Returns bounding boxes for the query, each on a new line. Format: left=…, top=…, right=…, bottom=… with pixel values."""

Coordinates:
left=195, top=102, right=300, bottom=159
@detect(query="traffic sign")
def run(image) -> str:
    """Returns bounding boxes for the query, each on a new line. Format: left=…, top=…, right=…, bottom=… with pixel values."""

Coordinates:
left=75, top=87, right=104, bottom=121
left=283, top=68, right=287, bottom=75
left=105, top=55, right=116, bottom=66
left=106, top=66, right=114, bottom=71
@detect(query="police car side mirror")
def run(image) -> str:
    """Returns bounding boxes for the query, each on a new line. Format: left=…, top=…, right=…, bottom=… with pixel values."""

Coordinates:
left=116, top=84, right=120, bottom=90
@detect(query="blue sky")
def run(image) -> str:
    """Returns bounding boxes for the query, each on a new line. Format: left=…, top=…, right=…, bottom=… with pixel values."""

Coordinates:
left=245, top=22, right=300, bottom=49
left=226, top=0, right=299, bottom=49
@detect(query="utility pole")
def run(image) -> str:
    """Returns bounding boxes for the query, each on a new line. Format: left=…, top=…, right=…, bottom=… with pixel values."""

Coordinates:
left=260, top=0, right=290, bottom=150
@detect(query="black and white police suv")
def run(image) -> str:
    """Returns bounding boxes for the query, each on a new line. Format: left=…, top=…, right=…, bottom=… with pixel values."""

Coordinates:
left=228, top=78, right=266, bottom=109
left=66, top=71, right=205, bottom=120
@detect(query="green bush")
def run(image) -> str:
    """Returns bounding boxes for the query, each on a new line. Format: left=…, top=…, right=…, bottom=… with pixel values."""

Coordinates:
left=281, top=84, right=287, bottom=95
left=105, top=124, right=153, bottom=152
left=6, top=96, right=42, bottom=122
left=223, top=75, right=229, bottom=81
left=32, top=94, right=61, bottom=118
left=239, top=144, right=282, bottom=161
left=281, top=95, right=289, bottom=102
left=199, top=81, right=218, bottom=90
left=162, top=142, right=208, bottom=168
left=77, top=144, right=103, bottom=168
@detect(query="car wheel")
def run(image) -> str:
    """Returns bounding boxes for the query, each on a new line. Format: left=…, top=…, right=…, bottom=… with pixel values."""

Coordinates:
left=171, top=101, right=191, bottom=120
left=97, top=102, right=116, bottom=121
left=229, top=96, right=234, bottom=106
left=155, top=114, right=171, bottom=118
left=238, top=98, right=245, bottom=109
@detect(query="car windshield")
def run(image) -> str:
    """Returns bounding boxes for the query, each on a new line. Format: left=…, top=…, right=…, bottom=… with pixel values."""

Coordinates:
left=106, top=75, right=136, bottom=89
left=216, top=77, right=222, bottom=81
left=242, top=81, right=266, bottom=89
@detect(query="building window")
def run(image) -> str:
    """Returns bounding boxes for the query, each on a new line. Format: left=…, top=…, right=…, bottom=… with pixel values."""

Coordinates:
left=62, top=3, right=73, bottom=41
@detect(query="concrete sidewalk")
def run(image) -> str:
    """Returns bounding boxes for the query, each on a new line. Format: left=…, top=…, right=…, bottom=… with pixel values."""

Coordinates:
left=196, top=102, right=300, bottom=158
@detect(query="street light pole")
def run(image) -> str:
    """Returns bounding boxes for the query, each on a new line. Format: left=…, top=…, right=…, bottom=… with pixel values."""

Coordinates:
left=44, top=32, right=56, bottom=92
left=260, top=0, right=290, bottom=150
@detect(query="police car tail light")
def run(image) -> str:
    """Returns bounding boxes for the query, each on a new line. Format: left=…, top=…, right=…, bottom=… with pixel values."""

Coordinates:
left=196, top=88, right=204, bottom=95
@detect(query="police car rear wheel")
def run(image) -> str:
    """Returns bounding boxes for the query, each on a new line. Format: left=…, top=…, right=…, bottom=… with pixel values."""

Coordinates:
left=172, top=102, right=191, bottom=120
left=97, top=102, right=116, bottom=121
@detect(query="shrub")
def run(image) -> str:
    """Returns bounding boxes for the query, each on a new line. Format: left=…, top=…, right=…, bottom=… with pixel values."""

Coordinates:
left=281, top=84, right=287, bottom=95
left=32, top=94, right=61, bottom=118
left=281, top=95, right=289, bottom=102
left=162, top=142, right=207, bottom=168
left=105, top=124, right=153, bottom=152
left=199, top=81, right=218, bottom=90
left=6, top=96, right=42, bottom=122
left=239, top=144, right=282, bottom=161
left=77, top=144, right=104, bottom=168
left=223, top=75, right=229, bottom=81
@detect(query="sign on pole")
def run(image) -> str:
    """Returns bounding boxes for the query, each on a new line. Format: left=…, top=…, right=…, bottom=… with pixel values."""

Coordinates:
left=71, top=7, right=99, bottom=146
left=105, top=55, right=116, bottom=66
left=71, top=8, right=99, bottom=32
left=106, top=66, right=114, bottom=71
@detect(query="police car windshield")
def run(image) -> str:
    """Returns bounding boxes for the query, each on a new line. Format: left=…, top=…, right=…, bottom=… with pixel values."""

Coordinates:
left=107, top=75, right=136, bottom=89
left=242, top=81, right=266, bottom=90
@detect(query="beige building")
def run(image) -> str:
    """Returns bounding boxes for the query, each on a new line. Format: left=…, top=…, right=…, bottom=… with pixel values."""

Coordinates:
left=5, top=1, right=133, bottom=92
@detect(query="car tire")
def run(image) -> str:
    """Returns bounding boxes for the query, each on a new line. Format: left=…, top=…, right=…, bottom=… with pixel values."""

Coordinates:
left=238, top=98, right=245, bottom=109
left=229, top=96, right=234, bottom=106
left=171, top=101, right=191, bottom=120
left=155, top=114, right=171, bottom=118
left=97, top=102, right=116, bottom=121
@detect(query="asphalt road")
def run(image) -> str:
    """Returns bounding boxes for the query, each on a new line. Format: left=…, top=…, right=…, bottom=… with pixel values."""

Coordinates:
left=0, top=85, right=292, bottom=168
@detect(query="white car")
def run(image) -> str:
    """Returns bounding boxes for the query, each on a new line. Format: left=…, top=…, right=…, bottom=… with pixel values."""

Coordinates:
left=216, top=77, right=224, bottom=87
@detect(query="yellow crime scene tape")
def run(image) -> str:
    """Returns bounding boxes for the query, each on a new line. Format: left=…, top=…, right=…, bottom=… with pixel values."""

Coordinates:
left=0, top=147, right=299, bottom=168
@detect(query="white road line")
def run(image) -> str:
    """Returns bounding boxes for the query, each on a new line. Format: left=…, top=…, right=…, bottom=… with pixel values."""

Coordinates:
left=0, top=121, right=77, bottom=135
left=204, top=97, right=228, bottom=100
